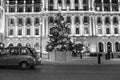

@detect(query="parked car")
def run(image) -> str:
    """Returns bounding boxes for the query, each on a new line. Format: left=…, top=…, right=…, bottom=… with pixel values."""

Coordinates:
left=0, top=46, right=41, bottom=70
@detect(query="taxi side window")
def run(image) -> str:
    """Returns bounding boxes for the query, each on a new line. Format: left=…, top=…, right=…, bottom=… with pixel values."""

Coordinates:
left=21, top=48, right=28, bottom=55
left=9, top=48, right=19, bottom=55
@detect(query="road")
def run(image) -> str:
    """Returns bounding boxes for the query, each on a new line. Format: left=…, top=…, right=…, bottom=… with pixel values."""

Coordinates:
left=0, top=64, right=120, bottom=80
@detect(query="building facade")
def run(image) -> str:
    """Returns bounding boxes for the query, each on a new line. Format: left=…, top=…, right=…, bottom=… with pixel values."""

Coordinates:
left=3, top=0, right=120, bottom=57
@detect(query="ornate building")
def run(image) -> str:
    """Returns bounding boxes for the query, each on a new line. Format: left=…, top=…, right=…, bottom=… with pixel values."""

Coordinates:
left=3, top=0, right=120, bottom=58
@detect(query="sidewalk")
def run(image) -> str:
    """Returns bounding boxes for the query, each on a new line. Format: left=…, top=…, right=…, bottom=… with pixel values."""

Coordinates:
left=41, top=57, right=120, bottom=65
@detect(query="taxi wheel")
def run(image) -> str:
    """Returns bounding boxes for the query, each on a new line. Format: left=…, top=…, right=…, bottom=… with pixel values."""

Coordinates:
left=20, top=62, right=29, bottom=70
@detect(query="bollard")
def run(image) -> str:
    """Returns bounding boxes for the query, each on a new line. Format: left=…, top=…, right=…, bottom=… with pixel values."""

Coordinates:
left=98, top=53, right=101, bottom=64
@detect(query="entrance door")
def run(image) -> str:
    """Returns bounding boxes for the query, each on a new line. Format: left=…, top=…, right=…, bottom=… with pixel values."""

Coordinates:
left=107, top=42, right=112, bottom=52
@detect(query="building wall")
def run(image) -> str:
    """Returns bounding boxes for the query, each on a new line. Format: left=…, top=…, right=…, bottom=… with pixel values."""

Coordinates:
left=3, top=0, right=120, bottom=55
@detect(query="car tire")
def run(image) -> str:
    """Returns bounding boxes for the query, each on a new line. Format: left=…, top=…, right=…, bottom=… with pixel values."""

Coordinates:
left=20, top=62, right=29, bottom=70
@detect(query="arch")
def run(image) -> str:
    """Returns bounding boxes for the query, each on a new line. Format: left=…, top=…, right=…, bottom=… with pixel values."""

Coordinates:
left=17, top=43, right=22, bottom=46
left=98, top=42, right=104, bottom=52
left=34, top=17, right=40, bottom=25
left=26, top=43, right=31, bottom=47
left=8, top=43, right=14, bottom=46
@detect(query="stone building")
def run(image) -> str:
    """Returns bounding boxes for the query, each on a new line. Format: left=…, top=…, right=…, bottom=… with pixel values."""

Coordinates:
left=3, top=0, right=120, bottom=58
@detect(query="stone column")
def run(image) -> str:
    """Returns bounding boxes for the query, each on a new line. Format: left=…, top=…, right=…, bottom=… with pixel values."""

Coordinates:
left=31, top=17, right=34, bottom=36
left=102, top=16, right=105, bottom=35
left=80, top=16, right=84, bottom=35
left=89, top=16, right=92, bottom=36
left=24, top=0, right=26, bottom=12
left=110, top=16, right=114, bottom=35
left=15, top=17, right=17, bottom=37
left=32, top=0, right=34, bottom=12
left=23, top=17, right=26, bottom=36
left=15, top=1, right=17, bottom=12
left=102, top=0, right=104, bottom=11
left=46, top=16, right=49, bottom=36
left=71, top=15, right=75, bottom=35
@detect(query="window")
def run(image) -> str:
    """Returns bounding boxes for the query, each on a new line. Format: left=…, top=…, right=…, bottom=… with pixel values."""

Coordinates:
left=67, top=27, right=71, bottom=34
left=98, top=42, right=104, bottom=52
left=114, top=27, right=118, bottom=34
left=18, top=18, right=23, bottom=26
left=94, top=0, right=102, bottom=11
left=18, top=29, right=22, bottom=35
left=34, top=5, right=41, bottom=12
left=83, top=16, right=89, bottom=24
left=10, top=18, right=14, bottom=25
left=83, top=0, right=89, bottom=11
left=21, top=48, right=28, bottom=55
left=97, top=26, right=102, bottom=34
left=75, top=16, right=80, bottom=24
left=76, top=27, right=79, bottom=34
left=35, top=28, right=39, bottom=35
left=66, top=16, right=71, bottom=23
left=58, top=0, right=62, bottom=4
left=48, top=0, right=54, bottom=11
left=8, top=43, right=14, bottom=46
left=106, top=27, right=110, bottom=34
left=17, top=43, right=22, bottom=46
left=26, top=6, right=32, bottom=12
left=66, top=0, right=70, bottom=5
left=9, top=48, right=19, bottom=55
left=49, top=0, right=54, bottom=4
left=112, top=0, right=119, bottom=11
left=105, top=17, right=110, bottom=25
left=34, top=0, right=42, bottom=4
left=26, top=29, right=31, bottom=35
left=75, top=0, right=79, bottom=4
left=17, top=6, right=24, bottom=12
left=26, top=43, right=31, bottom=47
left=34, top=18, right=39, bottom=25
left=9, top=29, right=14, bottom=36
left=115, top=42, right=120, bottom=52
left=97, top=17, right=102, bottom=24
left=26, top=0, right=32, bottom=4
left=26, top=18, right=31, bottom=26
left=104, top=0, right=110, bottom=11
left=9, top=6, right=15, bottom=12
left=84, top=26, right=89, bottom=34
left=113, top=17, right=118, bottom=25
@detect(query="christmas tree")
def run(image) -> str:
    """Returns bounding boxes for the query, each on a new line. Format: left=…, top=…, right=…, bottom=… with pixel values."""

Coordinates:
left=46, top=13, right=73, bottom=52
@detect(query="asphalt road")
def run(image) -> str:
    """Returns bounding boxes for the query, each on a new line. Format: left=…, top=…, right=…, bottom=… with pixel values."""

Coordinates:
left=0, top=64, right=120, bottom=80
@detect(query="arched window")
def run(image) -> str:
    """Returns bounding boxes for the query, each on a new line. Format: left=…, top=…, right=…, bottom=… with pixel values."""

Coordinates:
left=83, top=16, right=89, bottom=24
left=97, top=17, right=102, bottom=24
left=17, top=43, right=22, bottom=46
left=10, top=18, right=14, bottom=25
left=34, top=43, right=39, bottom=50
left=26, top=43, right=31, bottom=47
left=113, top=17, right=118, bottom=25
left=8, top=43, right=14, bottom=46
left=75, top=16, right=80, bottom=24
left=98, top=42, right=104, bottom=52
left=115, top=42, right=120, bottom=52
left=105, top=17, right=110, bottom=25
